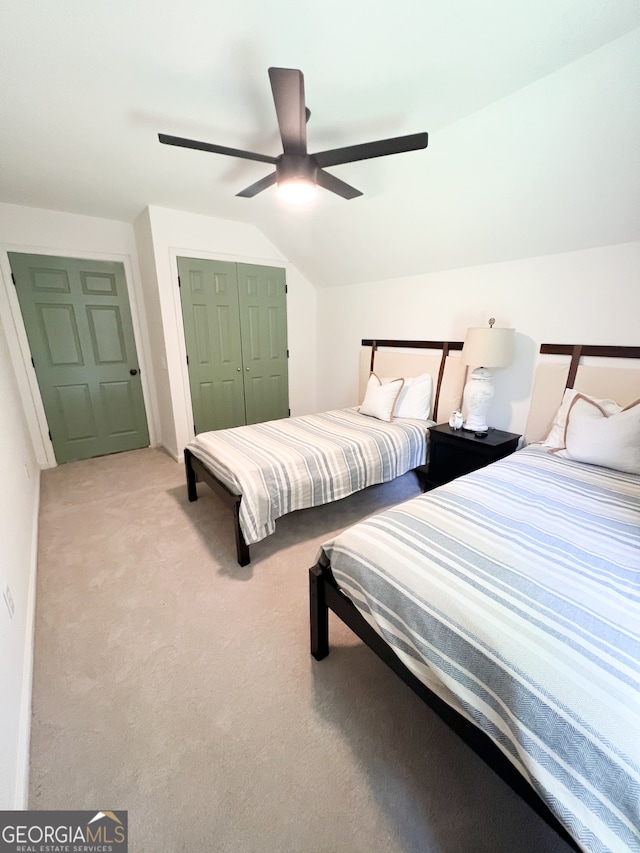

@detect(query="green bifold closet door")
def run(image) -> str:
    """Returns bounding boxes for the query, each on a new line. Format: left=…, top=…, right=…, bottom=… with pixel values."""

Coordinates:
left=178, top=257, right=289, bottom=434
left=9, top=252, right=150, bottom=464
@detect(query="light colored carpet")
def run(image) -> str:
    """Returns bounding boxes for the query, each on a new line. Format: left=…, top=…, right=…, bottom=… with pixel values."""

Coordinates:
left=30, top=447, right=574, bottom=853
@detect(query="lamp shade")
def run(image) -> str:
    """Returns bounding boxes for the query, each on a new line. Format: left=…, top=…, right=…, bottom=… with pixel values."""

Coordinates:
left=462, top=326, right=514, bottom=369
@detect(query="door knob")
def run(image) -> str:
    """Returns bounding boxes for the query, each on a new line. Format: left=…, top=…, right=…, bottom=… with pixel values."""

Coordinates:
left=237, top=367, right=241, bottom=372
left=129, top=369, right=138, bottom=376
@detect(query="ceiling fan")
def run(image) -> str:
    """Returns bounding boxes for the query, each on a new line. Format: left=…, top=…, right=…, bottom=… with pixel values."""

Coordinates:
left=158, top=67, right=429, bottom=202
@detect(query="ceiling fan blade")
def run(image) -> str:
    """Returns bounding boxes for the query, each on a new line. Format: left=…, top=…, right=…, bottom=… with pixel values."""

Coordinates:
left=268, top=67, right=307, bottom=156
left=314, top=132, right=429, bottom=168
left=316, top=169, right=362, bottom=200
left=236, top=172, right=278, bottom=198
left=158, top=133, right=277, bottom=165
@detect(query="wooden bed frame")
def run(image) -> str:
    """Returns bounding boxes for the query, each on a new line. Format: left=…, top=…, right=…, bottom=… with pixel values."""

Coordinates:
left=309, top=342, right=640, bottom=852
left=185, top=338, right=464, bottom=566
left=309, top=560, right=582, bottom=851
left=185, top=446, right=249, bottom=564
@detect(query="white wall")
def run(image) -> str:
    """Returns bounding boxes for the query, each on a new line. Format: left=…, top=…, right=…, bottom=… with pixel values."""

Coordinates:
left=316, top=242, right=640, bottom=434
left=0, top=203, right=158, bottom=468
left=136, top=206, right=318, bottom=460
left=0, top=305, right=39, bottom=808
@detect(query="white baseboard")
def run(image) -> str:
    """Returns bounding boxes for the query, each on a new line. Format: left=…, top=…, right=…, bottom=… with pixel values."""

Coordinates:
left=13, top=473, right=40, bottom=808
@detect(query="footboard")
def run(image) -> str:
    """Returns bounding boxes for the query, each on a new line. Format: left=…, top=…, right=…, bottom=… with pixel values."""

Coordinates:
left=184, top=448, right=250, bottom=566
left=308, top=561, right=580, bottom=852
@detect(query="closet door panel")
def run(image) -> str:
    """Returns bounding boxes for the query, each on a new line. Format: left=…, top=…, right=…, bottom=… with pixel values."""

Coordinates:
left=178, top=257, right=246, bottom=432
left=237, top=264, right=289, bottom=425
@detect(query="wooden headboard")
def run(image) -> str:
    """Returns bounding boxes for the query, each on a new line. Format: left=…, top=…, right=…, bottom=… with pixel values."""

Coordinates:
left=525, top=343, right=640, bottom=444
left=359, top=339, right=465, bottom=423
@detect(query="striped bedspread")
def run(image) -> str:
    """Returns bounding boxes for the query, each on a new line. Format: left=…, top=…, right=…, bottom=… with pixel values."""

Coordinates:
left=319, top=445, right=640, bottom=853
left=187, top=408, right=430, bottom=545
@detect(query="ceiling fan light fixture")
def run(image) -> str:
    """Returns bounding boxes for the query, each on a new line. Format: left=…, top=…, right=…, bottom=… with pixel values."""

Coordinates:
left=277, top=177, right=317, bottom=204
left=275, top=154, right=317, bottom=204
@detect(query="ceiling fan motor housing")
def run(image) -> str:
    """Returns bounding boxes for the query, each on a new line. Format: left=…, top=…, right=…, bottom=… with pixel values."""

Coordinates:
left=276, top=154, right=318, bottom=185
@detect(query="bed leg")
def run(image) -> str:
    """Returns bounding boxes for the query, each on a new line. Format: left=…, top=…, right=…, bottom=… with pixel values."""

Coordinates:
left=233, top=500, right=251, bottom=566
left=309, top=564, right=329, bottom=660
left=185, top=450, right=198, bottom=502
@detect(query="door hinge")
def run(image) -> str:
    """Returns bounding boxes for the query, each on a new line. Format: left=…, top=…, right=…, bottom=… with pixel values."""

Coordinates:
left=288, top=408, right=291, bottom=416
left=193, top=424, right=197, bottom=436
left=11, top=273, right=16, bottom=286
left=30, top=356, right=35, bottom=368
left=285, top=283, right=288, bottom=293
left=186, top=355, right=189, bottom=365
left=286, top=349, right=289, bottom=358
left=178, top=276, right=181, bottom=288
left=48, top=430, right=52, bottom=441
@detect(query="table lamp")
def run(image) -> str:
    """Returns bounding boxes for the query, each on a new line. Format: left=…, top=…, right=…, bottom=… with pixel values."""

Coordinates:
left=461, top=319, right=514, bottom=432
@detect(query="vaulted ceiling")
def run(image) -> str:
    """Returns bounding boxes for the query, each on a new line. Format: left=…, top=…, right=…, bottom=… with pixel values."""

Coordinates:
left=0, top=1, right=638, bottom=286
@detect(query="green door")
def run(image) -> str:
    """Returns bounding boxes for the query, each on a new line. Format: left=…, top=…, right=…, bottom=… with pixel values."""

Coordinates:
left=178, top=257, right=289, bottom=433
left=9, top=253, right=150, bottom=464
left=178, top=257, right=246, bottom=433
left=237, top=264, right=289, bottom=425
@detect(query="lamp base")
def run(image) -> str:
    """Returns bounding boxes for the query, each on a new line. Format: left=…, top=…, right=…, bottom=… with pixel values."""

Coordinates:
left=462, top=367, right=494, bottom=433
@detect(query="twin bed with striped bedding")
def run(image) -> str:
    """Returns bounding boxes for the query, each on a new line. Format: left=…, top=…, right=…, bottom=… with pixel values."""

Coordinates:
left=184, top=338, right=466, bottom=565
left=313, top=445, right=639, bottom=852
left=186, top=406, right=431, bottom=559
left=309, top=343, right=640, bottom=853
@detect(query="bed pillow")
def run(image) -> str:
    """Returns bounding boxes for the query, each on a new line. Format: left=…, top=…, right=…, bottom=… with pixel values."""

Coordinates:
left=543, top=388, right=622, bottom=449
left=382, top=372, right=433, bottom=420
left=556, top=394, right=640, bottom=474
left=359, top=373, right=405, bottom=422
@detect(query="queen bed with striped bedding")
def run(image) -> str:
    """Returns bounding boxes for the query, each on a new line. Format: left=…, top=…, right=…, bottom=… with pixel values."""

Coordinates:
left=310, top=344, right=640, bottom=853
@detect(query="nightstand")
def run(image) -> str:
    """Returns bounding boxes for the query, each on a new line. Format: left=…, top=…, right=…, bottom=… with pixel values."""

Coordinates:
left=417, top=423, right=521, bottom=490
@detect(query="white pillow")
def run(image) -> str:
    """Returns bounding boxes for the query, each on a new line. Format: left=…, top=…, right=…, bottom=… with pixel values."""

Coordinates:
left=359, top=373, right=404, bottom=422
left=382, top=373, right=433, bottom=420
left=543, top=388, right=622, bottom=449
left=556, top=394, right=640, bottom=474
